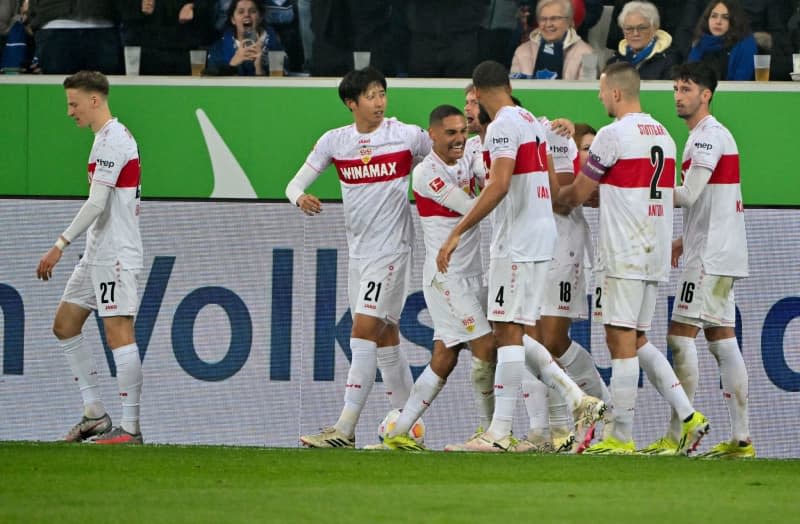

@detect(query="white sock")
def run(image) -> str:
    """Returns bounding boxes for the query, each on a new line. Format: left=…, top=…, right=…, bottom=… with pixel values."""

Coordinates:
left=521, top=370, right=549, bottom=435
left=548, top=388, right=570, bottom=431
left=487, top=345, right=524, bottom=439
left=112, top=343, right=142, bottom=435
left=609, top=357, right=639, bottom=442
left=471, top=356, right=495, bottom=429
left=638, top=342, right=693, bottom=421
left=667, top=335, right=699, bottom=440
left=709, top=338, right=750, bottom=442
left=335, top=338, right=377, bottom=437
left=390, top=366, right=445, bottom=437
left=523, top=334, right=583, bottom=411
left=557, top=340, right=611, bottom=404
left=61, top=334, right=105, bottom=419
left=377, top=344, right=414, bottom=409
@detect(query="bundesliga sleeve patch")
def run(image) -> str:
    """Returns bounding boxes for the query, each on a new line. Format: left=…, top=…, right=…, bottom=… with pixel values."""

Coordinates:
left=429, top=177, right=445, bottom=193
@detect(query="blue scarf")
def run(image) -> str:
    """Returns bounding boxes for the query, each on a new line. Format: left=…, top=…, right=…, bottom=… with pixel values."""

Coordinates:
left=687, top=33, right=724, bottom=61
left=625, top=38, right=657, bottom=66
left=688, top=32, right=756, bottom=81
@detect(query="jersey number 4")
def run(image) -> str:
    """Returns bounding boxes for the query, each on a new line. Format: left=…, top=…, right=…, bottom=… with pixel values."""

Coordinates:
left=649, top=145, right=664, bottom=200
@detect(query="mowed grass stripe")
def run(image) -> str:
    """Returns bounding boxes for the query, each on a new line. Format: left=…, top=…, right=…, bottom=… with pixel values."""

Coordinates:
left=1, top=442, right=798, bottom=523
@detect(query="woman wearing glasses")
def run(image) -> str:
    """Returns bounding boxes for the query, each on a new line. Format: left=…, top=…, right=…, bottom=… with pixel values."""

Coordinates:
left=510, top=0, right=593, bottom=80
left=606, top=1, right=675, bottom=80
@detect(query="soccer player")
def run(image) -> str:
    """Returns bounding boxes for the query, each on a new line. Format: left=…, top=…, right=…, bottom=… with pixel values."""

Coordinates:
left=557, top=62, right=709, bottom=455
left=516, top=117, right=613, bottom=454
left=285, top=67, right=431, bottom=448
left=437, top=60, right=605, bottom=452
left=369, top=104, right=496, bottom=451
left=36, top=71, right=144, bottom=445
left=640, top=62, right=753, bottom=458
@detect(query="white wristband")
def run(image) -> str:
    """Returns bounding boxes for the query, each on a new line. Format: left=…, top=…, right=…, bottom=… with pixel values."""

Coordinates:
left=55, top=236, right=69, bottom=251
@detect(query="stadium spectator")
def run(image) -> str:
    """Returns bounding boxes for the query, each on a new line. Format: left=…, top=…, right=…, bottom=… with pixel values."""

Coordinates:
left=262, top=0, right=304, bottom=74
left=1, top=0, right=36, bottom=73
left=641, top=62, right=754, bottom=458
left=687, top=0, right=757, bottom=81
left=405, top=0, right=488, bottom=77
left=205, top=0, right=271, bottom=75
left=510, top=0, right=594, bottom=79
left=437, top=60, right=605, bottom=453
left=119, top=0, right=216, bottom=76
left=287, top=67, right=431, bottom=448
left=557, top=62, right=709, bottom=455
left=479, top=0, right=521, bottom=68
left=37, top=71, right=144, bottom=445
left=606, top=1, right=675, bottom=80
left=28, top=0, right=123, bottom=74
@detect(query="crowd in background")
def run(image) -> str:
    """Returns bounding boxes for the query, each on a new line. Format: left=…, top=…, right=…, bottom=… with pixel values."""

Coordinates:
left=1, top=0, right=799, bottom=80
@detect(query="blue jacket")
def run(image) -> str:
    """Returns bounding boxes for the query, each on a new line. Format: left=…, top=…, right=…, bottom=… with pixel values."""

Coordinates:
left=205, top=27, right=276, bottom=76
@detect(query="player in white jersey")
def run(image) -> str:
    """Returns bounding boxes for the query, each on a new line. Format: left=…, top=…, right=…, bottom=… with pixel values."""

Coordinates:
left=366, top=105, right=496, bottom=450
left=437, top=60, right=605, bottom=452
left=640, top=62, right=753, bottom=458
left=515, top=119, right=615, bottom=453
left=557, top=62, right=709, bottom=455
left=285, top=67, right=431, bottom=448
left=36, top=71, right=144, bottom=445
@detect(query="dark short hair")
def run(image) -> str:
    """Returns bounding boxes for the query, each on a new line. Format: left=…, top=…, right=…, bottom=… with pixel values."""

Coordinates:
left=63, top=71, right=109, bottom=96
left=472, top=60, right=510, bottom=90
left=429, top=104, right=463, bottom=127
left=226, top=0, right=265, bottom=29
left=338, top=66, right=387, bottom=105
left=672, top=61, right=718, bottom=97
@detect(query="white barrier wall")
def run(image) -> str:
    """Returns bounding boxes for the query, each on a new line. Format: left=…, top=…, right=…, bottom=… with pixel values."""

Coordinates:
left=1, top=199, right=798, bottom=457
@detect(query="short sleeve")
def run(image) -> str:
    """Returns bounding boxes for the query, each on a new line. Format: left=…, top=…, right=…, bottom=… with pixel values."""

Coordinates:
left=581, top=125, right=619, bottom=181
left=688, top=125, right=724, bottom=171
left=546, top=127, right=577, bottom=174
left=305, top=130, right=335, bottom=172
left=412, top=161, right=456, bottom=206
left=485, top=118, right=518, bottom=161
left=90, top=137, right=127, bottom=187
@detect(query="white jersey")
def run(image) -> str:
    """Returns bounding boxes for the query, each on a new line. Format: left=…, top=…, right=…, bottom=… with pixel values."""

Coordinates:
left=305, top=117, right=430, bottom=259
left=542, top=118, right=592, bottom=265
left=484, top=105, right=556, bottom=261
left=465, top=134, right=486, bottom=189
left=582, top=112, right=675, bottom=281
left=680, top=115, right=748, bottom=277
left=84, top=118, right=142, bottom=268
left=412, top=150, right=483, bottom=282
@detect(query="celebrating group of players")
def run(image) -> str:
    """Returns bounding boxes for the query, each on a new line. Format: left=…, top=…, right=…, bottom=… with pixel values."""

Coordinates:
left=288, top=60, right=753, bottom=457
left=39, top=60, right=751, bottom=457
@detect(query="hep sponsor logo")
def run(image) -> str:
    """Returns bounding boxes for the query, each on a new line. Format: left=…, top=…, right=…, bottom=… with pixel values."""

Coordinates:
left=96, top=158, right=115, bottom=169
left=550, top=145, right=568, bottom=154
left=694, top=142, right=713, bottom=151
left=492, top=137, right=509, bottom=145
left=429, top=177, right=445, bottom=193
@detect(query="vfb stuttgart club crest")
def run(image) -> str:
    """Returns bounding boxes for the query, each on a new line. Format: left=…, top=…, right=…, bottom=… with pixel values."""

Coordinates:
left=360, top=146, right=373, bottom=164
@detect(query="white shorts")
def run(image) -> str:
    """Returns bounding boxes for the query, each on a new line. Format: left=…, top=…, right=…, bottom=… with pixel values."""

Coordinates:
left=486, top=257, right=550, bottom=326
left=671, top=267, right=736, bottom=328
left=424, top=274, right=492, bottom=348
left=595, top=273, right=658, bottom=330
left=61, top=261, right=141, bottom=317
left=540, top=257, right=588, bottom=319
left=348, top=251, right=411, bottom=324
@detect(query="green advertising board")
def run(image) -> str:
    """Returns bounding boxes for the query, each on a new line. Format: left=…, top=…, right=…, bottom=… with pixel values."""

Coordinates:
left=1, top=77, right=798, bottom=205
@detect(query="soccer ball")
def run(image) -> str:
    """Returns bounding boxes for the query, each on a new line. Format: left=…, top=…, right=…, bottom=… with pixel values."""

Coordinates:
left=378, top=409, right=425, bottom=444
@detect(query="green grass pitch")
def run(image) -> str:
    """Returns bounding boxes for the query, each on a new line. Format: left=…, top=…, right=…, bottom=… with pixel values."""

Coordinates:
left=2, top=442, right=798, bottom=523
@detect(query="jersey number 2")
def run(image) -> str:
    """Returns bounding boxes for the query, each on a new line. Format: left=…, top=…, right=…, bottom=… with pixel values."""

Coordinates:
left=649, top=145, right=664, bottom=200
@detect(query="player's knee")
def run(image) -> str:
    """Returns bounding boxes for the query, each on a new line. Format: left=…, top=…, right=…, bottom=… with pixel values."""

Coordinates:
left=52, top=318, right=79, bottom=340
